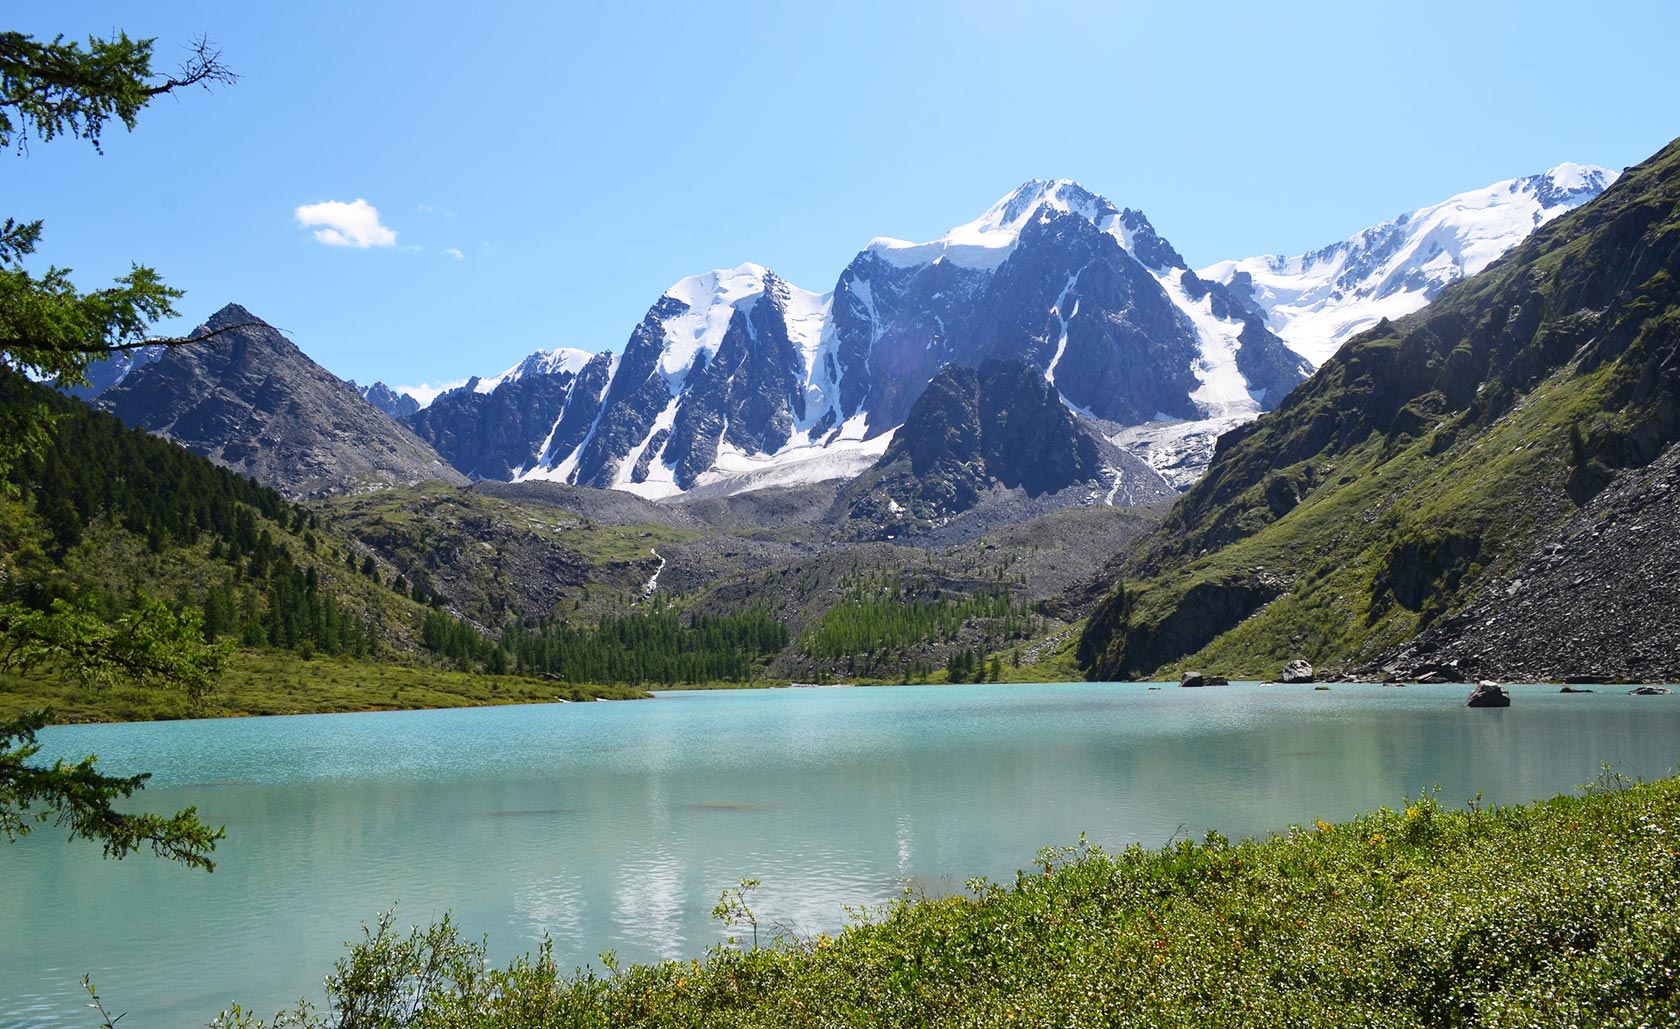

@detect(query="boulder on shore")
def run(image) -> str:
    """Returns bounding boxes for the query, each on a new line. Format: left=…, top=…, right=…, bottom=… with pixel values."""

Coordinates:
left=1407, top=659, right=1467, bottom=684
left=1280, top=659, right=1315, bottom=684
left=1466, top=682, right=1511, bottom=708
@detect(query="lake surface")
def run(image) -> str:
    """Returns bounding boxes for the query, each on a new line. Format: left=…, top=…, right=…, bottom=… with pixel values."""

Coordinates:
left=4, top=681, right=1678, bottom=1027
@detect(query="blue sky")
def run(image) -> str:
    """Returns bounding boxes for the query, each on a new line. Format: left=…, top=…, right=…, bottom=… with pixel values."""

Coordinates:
left=9, top=1, right=1680, bottom=394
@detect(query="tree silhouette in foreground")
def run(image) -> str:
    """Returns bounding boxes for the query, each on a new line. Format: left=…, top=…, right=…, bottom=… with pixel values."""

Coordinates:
left=0, top=28, right=235, bottom=871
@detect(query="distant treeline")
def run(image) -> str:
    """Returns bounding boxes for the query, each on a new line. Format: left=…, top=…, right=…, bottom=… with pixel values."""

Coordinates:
left=799, top=579, right=1039, bottom=661
left=421, top=602, right=788, bottom=685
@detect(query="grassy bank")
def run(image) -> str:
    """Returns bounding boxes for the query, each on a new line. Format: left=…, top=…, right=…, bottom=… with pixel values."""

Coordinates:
left=220, top=775, right=1680, bottom=1028
left=0, top=651, right=650, bottom=724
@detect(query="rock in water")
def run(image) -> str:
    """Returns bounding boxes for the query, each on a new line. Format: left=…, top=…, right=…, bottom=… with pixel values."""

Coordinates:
left=1466, top=682, right=1511, bottom=707
left=1629, top=685, right=1673, bottom=696
left=1180, top=672, right=1207, bottom=688
left=1280, top=659, right=1315, bottom=684
left=1559, top=685, right=1595, bottom=694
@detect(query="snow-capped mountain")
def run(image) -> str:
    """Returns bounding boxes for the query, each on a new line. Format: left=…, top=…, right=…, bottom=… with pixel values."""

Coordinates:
left=1202, top=163, right=1618, bottom=367
left=837, top=179, right=1306, bottom=433
left=405, top=349, right=612, bottom=482
left=408, top=180, right=1309, bottom=499
left=401, top=167, right=1612, bottom=498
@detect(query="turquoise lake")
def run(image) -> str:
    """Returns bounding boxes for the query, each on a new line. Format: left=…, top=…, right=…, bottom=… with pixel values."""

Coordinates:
left=4, top=681, right=1678, bottom=1027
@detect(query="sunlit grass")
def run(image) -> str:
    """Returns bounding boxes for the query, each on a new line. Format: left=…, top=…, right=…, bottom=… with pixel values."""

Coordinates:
left=0, top=650, right=649, bottom=723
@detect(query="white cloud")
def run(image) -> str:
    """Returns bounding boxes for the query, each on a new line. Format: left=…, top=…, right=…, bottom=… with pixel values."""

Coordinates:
left=391, top=379, right=468, bottom=408
left=444, top=247, right=465, bottom=261
left=418, top=203, right=457, bottom=218
left=294, top=198, right=397, bottom=248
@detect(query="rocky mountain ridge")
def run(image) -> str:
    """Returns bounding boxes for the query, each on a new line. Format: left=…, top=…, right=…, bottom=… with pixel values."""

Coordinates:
left=399, top=180, right=1312, bottom=499
left=838, top=360, right=1174, bottom=540
left=353, top=380, right=421, bottom=419
left=1203, top=163, right=1617, bottom=367
left=98, top=305, right=467, bottom=499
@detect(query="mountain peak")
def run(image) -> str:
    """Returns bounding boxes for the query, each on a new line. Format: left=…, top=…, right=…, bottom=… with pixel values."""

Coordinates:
left=205, top=302, right=268, bottom=332
left=982, top=179, right=1116, bottom=234
left=866, top=179, right=1127, bottom=272
left=665, top=262, right=771, bottom=303
left=473, top=347, right=596, bottom=395
left=1533, top=162, right=1617, bottom=209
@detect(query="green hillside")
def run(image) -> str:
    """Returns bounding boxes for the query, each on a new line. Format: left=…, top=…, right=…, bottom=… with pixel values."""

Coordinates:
left=1080, top=136, right=1680, bottom=681
left=0, top=376, right=674, bottom=719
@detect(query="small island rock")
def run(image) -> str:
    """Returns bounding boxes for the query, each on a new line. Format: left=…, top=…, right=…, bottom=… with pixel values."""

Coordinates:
left=1629, top=685, right=1673, bottom=696
left=1280, top=659, right=1315, bottom=684
left=1466, top=682, right=1511, bottom=707
left=1180, top=672, right=1207, bottom=688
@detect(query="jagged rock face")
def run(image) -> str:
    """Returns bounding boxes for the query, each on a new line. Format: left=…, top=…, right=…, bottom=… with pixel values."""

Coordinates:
left=986, top=212, right=1204, bottom=424
left=829, top=254, right=992, bottom=434
left=662, top=281, right=808, bottom=488
left=405, top=372, right=579, bottom=480
left=99, top=304, right=467, bottom=499
left=570, top=298, right=690, bottom=489
left=355, top=381, right=421, bottom=419
left=842, top=359, right=1174, bottom=535
left=552, top=268, right=846, bottom=494
left=536, top=351, right=613, bottom=469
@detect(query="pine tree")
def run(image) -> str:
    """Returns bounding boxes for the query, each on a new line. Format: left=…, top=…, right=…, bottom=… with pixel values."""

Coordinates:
left=0, top=28, right=236, bottom=872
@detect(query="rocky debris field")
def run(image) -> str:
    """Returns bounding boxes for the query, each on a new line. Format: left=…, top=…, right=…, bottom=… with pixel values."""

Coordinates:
left=1389, top=444, right=1680, bottom=682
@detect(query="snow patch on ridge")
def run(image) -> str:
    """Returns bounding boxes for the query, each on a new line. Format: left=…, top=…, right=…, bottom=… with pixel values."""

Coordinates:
left=1156, top=271, right=1263, bottom=421
left=1044, top=270, right=1084, bottom=386
left=658, top=264, right=770, bottom=389
left=686, top=430, right=895, bottom=498
left=613, top=395, right=682, bottom=499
